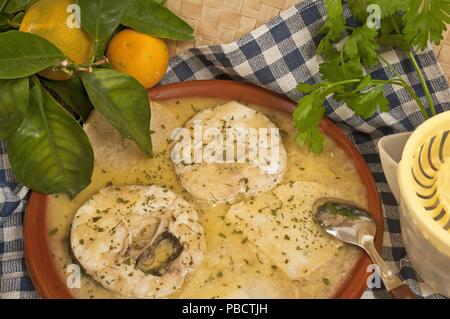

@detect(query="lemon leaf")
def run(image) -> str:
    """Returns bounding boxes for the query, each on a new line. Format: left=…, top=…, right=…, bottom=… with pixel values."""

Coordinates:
left=0, top=13, right=12, bottom=32
left=41, top=77, right=93, bottom=121
left=0, top=31, right=65, bottom=79
left=81, top=69, right=152, bottom=156
left=77, top=0, right=127, bottom=57
left=121, top=0, right=194, bottom=41
left=3, top=0, right=36, bottom=14
left=7, top=83, right=94, bottom=198
left=0, top=0, right=8, bottom=12
left=0, top=77, right=29, bottom=140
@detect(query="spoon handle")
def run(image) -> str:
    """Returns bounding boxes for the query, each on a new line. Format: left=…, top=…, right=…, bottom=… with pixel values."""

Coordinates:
left=361, top=236, right=416, bottom=299
left=389, top=284, right=417, bottom=299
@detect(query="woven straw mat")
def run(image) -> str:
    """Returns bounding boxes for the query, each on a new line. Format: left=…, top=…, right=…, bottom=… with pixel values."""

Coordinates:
left=165, top=0, right=450, bottom=82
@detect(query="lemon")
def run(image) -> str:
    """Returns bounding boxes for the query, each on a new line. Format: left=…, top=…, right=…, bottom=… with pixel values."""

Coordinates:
left=106, top=29, right=169, bottom=89
left=20, top=0, right=94, bottom=80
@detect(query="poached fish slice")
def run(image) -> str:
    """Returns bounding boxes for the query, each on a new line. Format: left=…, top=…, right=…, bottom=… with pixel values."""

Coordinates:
left=173, top=101, right=287, bottom=204
left=71, top=185, right=206, bottom=298
left=227, top=181, right=344, bottom=280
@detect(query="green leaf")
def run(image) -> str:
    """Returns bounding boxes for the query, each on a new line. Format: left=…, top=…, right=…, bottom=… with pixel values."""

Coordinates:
left=403, top=0, right=450, bottom=50
left=0, top=11, right=23, bottom=30
left=348, top=0, right=369, bottom=22
left=0, top=0, right=9, bottom=12
left=121, top=0, right=194, bottom=41
left=320, top=56, right=363, bottom=82
left=41, top=77, right=93, bottom=121
left=0, top=31, right=65, bottom=79
left=293, top=94, right=327, bottom=154
left=0, top=11, right=24, bottom=30
left=342, top=85, right=389, bottom=118
left=0, top=12, right=10, bottom=28
left=378, top=15, right=410, bottom=50
left=296, top=82, right=327, bottom=94
left=371, top=0, right=408, bottom=18
left=354, top=75, right=373, bottom=91
left=380, top=13, right=404, bottom=33
left=7, top=83, right=94, bottom=198
left=296, top=127, right=325, bottom=154
left=10, top=11, right=24, bottom=25
left=317, top=35, right=338, bottom=60
left=293, top=94, right=326, bottom=130
left=320, top=0, right=345, bottom=41
left=343, top=25, right=380, bottom=66
left=3, top=0, right=36, bottom=14
left=77, top=0, right=128, bottom=57
left=81, top=69, right=152, bottom=156
left=349, top=0, right=406, bottom=20
left=0, top=78, right=29, bottom=140
left=379, top=34, right=410, bottom=50
left=317, top=0, right=345, bottom=59
left=378, top=95, right=390, bottom=113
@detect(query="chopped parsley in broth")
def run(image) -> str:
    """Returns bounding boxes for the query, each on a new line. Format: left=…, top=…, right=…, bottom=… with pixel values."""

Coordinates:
left=46, top=97, right=365, bottom=299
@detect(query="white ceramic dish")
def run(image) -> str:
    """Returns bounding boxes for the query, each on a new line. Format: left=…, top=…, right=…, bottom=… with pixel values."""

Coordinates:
left=379, top=111, right=450, bottom=297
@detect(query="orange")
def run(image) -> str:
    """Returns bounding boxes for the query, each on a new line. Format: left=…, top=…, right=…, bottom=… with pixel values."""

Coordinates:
left=106, top=29, right=169, bottom=89
left=20, top=0, right=94, bottom=80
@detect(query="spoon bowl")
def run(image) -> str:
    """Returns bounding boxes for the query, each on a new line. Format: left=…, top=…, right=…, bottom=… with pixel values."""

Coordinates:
left=314, top=198, right=416, bottom=299
left=314, top=198, right=376, bottom=248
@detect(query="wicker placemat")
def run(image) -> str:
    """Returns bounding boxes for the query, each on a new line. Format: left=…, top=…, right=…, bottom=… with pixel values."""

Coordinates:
left=165, top=0, right=299, bottom=54
left=165, top=0, right=450, bottom=81
left=433, top=29, right=450, bottom=82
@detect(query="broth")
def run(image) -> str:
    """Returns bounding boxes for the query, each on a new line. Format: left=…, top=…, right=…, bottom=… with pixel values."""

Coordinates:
left=46, top=97, right=366, bottom=299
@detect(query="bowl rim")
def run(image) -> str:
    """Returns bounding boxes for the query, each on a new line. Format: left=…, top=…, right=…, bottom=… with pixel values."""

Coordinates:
left=24, top=79, right=383, bottom=299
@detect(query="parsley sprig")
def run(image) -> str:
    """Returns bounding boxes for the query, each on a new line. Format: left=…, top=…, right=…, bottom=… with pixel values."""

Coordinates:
left=294, top=0, right=450, bottom=153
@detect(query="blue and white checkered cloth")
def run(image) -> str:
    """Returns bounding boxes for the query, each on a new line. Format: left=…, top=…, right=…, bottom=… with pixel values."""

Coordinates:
left=1, top=0, right=449, bottom=299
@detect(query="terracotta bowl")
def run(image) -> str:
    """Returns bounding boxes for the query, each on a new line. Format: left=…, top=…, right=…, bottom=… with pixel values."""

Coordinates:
left=24, top=80, right=383, bottom=299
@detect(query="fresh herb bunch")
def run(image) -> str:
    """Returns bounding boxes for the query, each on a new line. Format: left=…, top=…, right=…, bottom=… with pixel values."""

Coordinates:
left=0, top=0, right=194, bottom=197
left=294, top=0, right=450, bottom=153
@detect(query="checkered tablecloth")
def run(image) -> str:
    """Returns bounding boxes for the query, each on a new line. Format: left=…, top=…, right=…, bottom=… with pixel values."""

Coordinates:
left=1, top=0, right=449, bottom=299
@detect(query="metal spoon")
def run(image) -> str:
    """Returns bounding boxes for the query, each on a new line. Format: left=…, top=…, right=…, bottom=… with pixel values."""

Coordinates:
left=314, top=198, right=416, bottom=299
